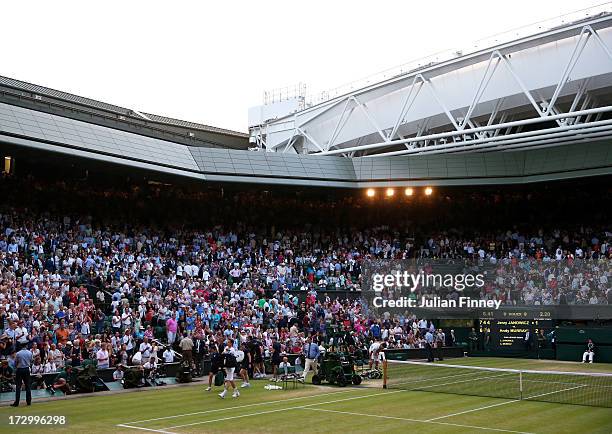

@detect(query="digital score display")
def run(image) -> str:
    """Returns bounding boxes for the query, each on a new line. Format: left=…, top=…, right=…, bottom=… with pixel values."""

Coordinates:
left=479, top=318, right=553, bottom=351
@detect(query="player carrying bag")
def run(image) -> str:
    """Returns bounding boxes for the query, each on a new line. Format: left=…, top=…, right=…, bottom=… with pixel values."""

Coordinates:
left=224, top=351, right=237, bottom=369
left=219, top=339, right=240, bottom=399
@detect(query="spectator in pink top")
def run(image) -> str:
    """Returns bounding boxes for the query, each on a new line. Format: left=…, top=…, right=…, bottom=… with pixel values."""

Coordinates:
left=166, top=317, right=178, bottom=345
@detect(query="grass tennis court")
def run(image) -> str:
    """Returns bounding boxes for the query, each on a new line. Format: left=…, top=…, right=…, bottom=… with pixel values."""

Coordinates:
left=1, top=358, right=611, bottom=433
left=384, top=357, right=612, bottom=407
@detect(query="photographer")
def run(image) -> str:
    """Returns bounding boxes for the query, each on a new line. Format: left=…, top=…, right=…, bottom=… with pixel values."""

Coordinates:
left=49, top=365, right=73, bottom=395
left=112, top=364, right=125, bottom=381
left=0, top=359, right=14, bottom=393
left=143, top=356, right=159, bottom=382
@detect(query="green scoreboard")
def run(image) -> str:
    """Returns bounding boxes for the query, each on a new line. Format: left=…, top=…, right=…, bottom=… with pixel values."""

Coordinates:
left=478, top=309, right=554, bottom=351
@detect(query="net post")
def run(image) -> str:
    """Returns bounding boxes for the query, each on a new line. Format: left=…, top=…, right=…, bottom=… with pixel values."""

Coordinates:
left=383, top=359, right=388, bottom=389
left=519, top=370, right=523, bottom=400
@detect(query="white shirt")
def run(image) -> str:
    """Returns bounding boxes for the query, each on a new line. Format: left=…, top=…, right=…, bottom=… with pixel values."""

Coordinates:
left=223, top=346, right=237, bottom=359
left=139, top=342, right=152, bottom=358
left=97, top=349, right=109, bottom=366
left=51, top=349, right=63, bottom=367
left=132, top=352, right=143, bottom=365
left=163, top=349, right=174, bottom=363
left=369, top=342, right=381, bottom=354
left=15, top=326, right=28, bottom=343
left=122, top=334, right=134, bottom=351
left=43, top=362, right=56, bottom=373
left=143, top=361, right=157, bottom=370
left=112, top=315, right=121, bottom=328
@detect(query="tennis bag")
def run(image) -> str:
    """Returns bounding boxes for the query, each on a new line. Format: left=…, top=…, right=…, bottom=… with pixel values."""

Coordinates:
left=214, top=370, right=225, bottom=386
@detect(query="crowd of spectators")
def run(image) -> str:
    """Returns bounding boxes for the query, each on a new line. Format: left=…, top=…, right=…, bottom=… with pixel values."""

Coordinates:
left=0, top=171, right=610, bottom=386
left=366, top=256, right=612, bottom=308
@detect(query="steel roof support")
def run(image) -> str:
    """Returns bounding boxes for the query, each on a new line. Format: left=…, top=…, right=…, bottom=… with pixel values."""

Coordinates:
left=388, top=75, right=424, bottom=141
left=460, top=53, right=501, bottom=131
left=321, top=105, right=612, bottom=156
left=253, top=16, right=612, bottom=156
left=363, top=116, right=612, bottom=157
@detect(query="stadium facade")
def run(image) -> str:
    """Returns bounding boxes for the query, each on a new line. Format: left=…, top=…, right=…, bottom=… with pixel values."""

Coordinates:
left=1, top=9, right=612, bottom=187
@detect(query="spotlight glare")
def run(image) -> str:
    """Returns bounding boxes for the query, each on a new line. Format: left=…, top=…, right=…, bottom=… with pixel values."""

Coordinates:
left=385, top=188, right=395, bottom=197
left=404, top=187, right=413, bottom=196
left=425, top=187, right=433, bottom=196
left=366, top=188, right=376, bottom=197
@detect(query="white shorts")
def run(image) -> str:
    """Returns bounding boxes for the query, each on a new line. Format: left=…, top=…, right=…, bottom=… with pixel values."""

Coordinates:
left=225, top=367, right=235, bottom=381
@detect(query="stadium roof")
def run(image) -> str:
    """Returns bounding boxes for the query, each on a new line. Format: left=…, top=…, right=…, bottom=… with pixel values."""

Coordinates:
left=0, top=76, right=611, bottom=187
left=0, top=75, right=249, bottom=150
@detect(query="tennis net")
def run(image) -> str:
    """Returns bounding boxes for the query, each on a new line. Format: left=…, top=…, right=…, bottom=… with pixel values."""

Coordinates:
left=382, top=360, right=612, bottom=408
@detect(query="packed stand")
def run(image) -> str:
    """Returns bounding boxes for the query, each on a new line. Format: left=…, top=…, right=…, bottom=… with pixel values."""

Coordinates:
left=0, top=172, right=610, bottom=388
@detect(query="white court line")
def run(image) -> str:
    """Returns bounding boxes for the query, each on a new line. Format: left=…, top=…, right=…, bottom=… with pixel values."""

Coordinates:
left=524, top=384, right=587, bottom=400
left=163, top=390, right=404, bottom=430
left=521, top=378, right=612, bottom=388
left=303, top=408, right=534, bottom=434
left=122, top=388, right=355, bottom=424
left=389, top=369, right=483, bottom=388
left=416, top=372, right=515, bottom=390
left=426, top=399, right=520, bottom=421
left=427, top=383, right=590, bottom=422
left=118, top=379, right=589, bottom=433
left=116, top=424, right=177, bottom=434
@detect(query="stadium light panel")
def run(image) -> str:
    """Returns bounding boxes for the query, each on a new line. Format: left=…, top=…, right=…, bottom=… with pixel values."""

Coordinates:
left=386, top=188, right=395, bottom=197
left=404, top=187, right=413, bottom=196
left=425, top=187, right=433, bottom=196
left=366, top=188, right=376, bottom=197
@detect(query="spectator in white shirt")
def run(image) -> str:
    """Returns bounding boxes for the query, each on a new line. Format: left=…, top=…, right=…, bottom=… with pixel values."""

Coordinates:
left=43, top=360, right=56, bottom=374
left=112, top=365, right=124, bottom=381
left=111, top=312, right=121, bottom=332
left=14, top=321, right=29, bottom=344
left=162, top=348, right=174, bottom=363
left=143, top=357, right=157, bottom=371
left=139, top=338, right=152, bottom=359
left=51, top=344, right=64, bottom=368
left=279, top=356, right=291, bottom=370
left=96, top=343, right=110, bottom=369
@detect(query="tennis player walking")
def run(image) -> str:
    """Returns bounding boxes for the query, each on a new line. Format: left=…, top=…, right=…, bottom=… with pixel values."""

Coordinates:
left=219, top=339, right=239, bottom=399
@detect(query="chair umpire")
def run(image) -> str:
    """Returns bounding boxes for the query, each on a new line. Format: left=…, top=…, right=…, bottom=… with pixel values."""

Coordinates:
left=12, top=343, right=33, bottom=407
